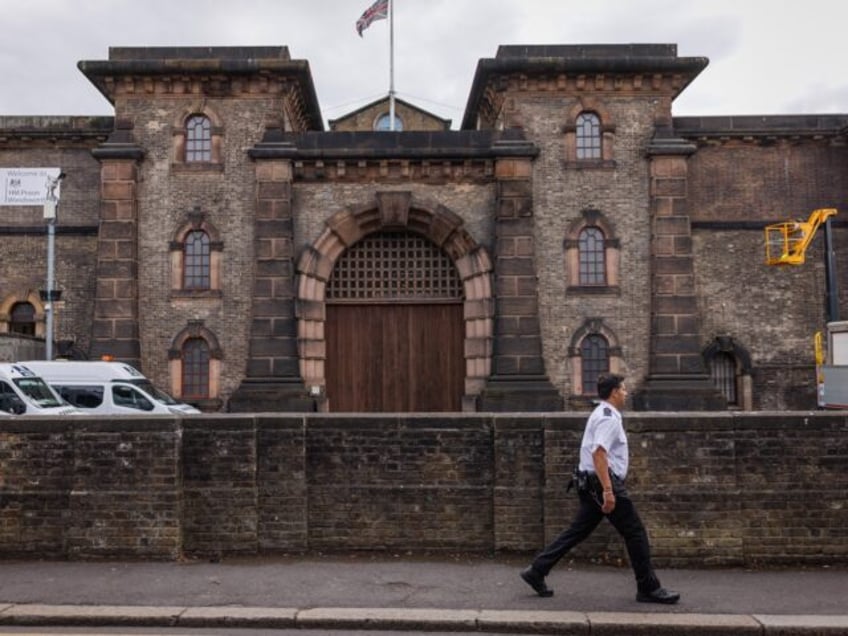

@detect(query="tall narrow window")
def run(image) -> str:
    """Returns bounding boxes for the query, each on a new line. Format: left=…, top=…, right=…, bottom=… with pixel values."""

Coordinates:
left=709, top=351, right=738, bottom=405
left=185, top=115, right=212, bottom=162
left=578, top=227, right=606, bottom=285
left=565, top=210, right=620, bottom=292
left=581, top=334, right=609, bottom=395
left=183, top=230, right=211, bottom=290
left=9, top=302, right=36, bottom=336
left=576, top=112, right=602, bottom=160
left=182, top=338, right=210, bottom=399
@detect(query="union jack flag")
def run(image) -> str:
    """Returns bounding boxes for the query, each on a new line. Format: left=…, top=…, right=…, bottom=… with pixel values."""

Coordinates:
left=356, top=0, right=389, bottom=36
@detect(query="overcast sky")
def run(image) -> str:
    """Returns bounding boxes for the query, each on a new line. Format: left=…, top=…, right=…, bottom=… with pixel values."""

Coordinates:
left=1, top=0, right=846, bottom=128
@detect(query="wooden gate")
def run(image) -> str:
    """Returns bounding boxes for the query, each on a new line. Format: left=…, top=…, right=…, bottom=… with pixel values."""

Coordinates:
left=325, top=231, right=464, bottom=412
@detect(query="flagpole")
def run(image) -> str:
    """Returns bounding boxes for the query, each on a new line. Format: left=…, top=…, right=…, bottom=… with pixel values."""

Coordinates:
left=388, top=0, right=396, bottom=130
left=356, top=0, right=395, bottom=127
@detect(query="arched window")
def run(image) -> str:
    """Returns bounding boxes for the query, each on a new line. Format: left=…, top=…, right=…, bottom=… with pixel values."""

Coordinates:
left=580, top=334, right=610, bottom=395
left=170, top=213, right=223, bottom=296
left=576, top=112, right=602, bottom=160
left=172, top=108, right=223, bottom=170
left=181, top=337, right=210, bottom=399
left=374, top=113, right=403, bottom=131
left=578, top=227, right=606, bottom=285
left=703, top=336, right=753, bottom=410
left=169, top=321, right=223, bottom=410
left=185, top=115, right=212, bottom=162
left=183, top=230, right=211, bottom=290
left=564, top=210, right=620, bottom=292
left=568, top=319, right=622, bottom=402
left=9, top=302, right=36, bottom=336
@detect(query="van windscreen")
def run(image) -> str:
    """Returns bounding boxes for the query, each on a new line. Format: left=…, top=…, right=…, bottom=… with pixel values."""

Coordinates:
left=14, top=377, right=64, bottom=408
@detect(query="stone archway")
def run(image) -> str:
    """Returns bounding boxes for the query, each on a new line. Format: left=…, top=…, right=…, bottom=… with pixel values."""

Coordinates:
left=295, top=191, right=494, bottom=411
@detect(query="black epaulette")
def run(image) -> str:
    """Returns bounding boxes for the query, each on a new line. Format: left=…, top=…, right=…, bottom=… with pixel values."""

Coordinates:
left=603, top=407, right=612, bottom=416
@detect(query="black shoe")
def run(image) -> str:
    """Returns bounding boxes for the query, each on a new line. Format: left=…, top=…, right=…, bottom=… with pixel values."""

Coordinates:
left=520, top=566, right=554, bottom=597
left=636, top=587, right=680, bottom=604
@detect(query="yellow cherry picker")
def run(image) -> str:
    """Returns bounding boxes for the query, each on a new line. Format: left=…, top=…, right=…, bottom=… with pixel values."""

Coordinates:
left=765, top=208, right=844, bottom=407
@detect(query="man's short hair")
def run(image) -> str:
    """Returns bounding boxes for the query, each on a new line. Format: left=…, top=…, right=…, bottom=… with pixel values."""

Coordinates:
left=597, top=373, right=625, bottom=400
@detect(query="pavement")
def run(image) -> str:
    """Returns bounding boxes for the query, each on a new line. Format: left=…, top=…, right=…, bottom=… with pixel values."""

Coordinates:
left=1, top=553, right=847, bottom=634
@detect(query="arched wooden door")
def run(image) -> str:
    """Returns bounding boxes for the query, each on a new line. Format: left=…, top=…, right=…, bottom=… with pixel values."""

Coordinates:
left=325, top=231, right=464, bottom=412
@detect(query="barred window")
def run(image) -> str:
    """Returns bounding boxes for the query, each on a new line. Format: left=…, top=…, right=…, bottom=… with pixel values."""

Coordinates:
left=709, top=351, right=738, bottom=405
left=9, top=302, right=36, bottom=336
left=185, top=115, right=212, bottom=162
left=327, top=231, right=462, bottom=302
left=576, top=112, right=602, bottom=160
left=578, top=227, right=606, bottom=285
left=182, top=337, right=210, bottom=399
left=581, top=334, right=609, bottom=395
left=183, top=230, right=211, bottom=290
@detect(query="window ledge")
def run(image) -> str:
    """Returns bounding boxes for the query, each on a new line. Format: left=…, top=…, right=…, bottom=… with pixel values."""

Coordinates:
left=562, top=160, right=617, bottom=170
left=566, top=285, right=620, bottom=296
left=566, top=394, right=599, bottom=410
left=171, top=162, right=224, bottom=174
left=170, top=289, right=223, bottom=300
left=184, top=397, right=223, bottom=412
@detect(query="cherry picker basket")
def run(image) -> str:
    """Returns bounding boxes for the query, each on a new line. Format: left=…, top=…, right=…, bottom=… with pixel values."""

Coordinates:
left=764, top=208, right=837, bottom=266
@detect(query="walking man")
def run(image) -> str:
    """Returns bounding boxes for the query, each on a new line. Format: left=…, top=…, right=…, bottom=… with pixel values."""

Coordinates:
left=520, top=374, right=680, bottom=604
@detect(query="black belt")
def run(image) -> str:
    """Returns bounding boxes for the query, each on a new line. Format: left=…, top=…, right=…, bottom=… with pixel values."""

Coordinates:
left=568, top=469, right=624, bottom=493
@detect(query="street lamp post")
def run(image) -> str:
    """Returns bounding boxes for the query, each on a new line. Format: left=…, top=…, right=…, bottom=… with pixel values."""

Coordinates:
left=43, top=173, right=64, bottom=360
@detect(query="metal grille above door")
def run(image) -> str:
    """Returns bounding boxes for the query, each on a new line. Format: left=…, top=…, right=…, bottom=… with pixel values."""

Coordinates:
left=327, top=231, right=462, bottom=303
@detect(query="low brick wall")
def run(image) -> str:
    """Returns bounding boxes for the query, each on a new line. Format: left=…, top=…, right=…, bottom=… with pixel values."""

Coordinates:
left=1, top=412, right=846, bottom=566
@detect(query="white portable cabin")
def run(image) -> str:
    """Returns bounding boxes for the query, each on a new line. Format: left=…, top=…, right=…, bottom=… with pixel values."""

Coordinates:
left=819, top=321, right=848, bottom=409
left=17, top=360, right=200, bottom=415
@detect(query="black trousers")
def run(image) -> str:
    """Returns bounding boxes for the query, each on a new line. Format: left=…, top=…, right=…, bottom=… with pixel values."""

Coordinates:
left=530, top=480, right=661, bottom=594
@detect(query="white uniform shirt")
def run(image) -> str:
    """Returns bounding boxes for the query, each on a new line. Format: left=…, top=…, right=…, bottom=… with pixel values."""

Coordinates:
left=578, top=400, right=629, bottom=479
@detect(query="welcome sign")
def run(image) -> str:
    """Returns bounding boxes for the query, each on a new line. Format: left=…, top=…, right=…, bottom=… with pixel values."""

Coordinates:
left=0, top=167, right=61, bottom=205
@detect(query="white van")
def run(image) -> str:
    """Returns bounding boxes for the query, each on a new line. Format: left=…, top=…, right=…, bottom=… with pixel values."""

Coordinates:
left=18, top=360, right=200, bottom=415
left=0, top=363, right=80, bottom=416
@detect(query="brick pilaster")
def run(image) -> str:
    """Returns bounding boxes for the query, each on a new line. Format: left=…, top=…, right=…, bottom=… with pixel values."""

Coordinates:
left=89, top=127, right=144, bottom=367
left=634, top=132, right=724, bottom=410
left=478, top=151, right=562, bottom=411
left=228, top=158, right=312, bottom=412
